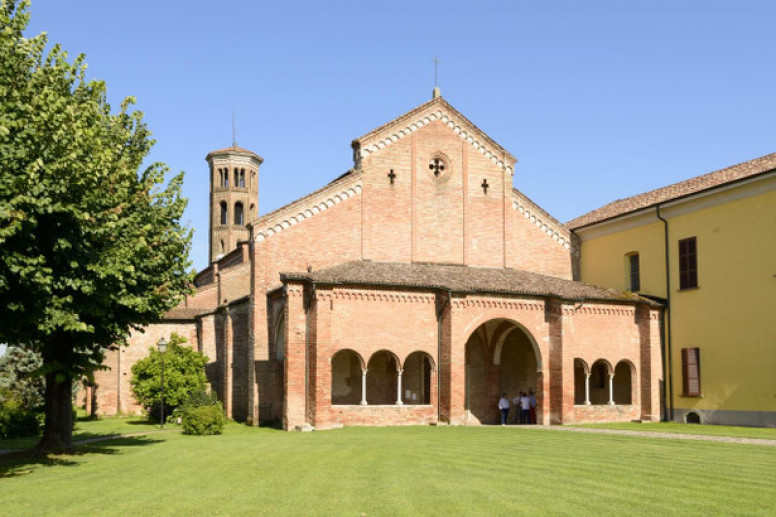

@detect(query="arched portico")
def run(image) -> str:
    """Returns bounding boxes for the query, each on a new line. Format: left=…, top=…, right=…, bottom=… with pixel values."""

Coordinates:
left=402, top=351, right=434, bottom=405
left=590, top=359, right=613, bottom=405
left=574, top=358, right=590, bottom=405
left=331, top=349, right=365, bottom=405
left=366, top=350, right=401, bottom=405
left=464, top=318, right=543, bottom=425
left=613, top=360, right=635, bottom=405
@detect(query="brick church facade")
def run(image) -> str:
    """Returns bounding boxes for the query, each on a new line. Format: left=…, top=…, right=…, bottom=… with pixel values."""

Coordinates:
left=86, top=95, right=664, bottom=429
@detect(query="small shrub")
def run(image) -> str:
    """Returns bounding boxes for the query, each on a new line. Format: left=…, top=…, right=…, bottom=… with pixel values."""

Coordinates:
left=0, top=397, right=40, bottom=439
left=130, top=333, right=209, bottom=420
left=181, top=404, right=226, bottom=436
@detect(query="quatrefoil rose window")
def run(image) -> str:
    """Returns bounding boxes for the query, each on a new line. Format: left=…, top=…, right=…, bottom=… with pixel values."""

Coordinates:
left=429, top=157, right=446, bottom=177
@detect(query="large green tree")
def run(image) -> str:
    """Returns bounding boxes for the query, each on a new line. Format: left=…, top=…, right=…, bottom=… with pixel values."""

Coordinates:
left=0, top=1, right=193, bottom=450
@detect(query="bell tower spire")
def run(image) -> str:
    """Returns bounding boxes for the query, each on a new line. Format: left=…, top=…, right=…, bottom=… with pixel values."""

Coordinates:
left=205, top=144, right=263, bottom=263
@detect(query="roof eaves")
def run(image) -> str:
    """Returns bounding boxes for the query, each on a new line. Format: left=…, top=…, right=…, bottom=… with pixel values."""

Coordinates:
left=279, top=271, right=658, bottom=307
left=568, top=166, right=776, bottom=230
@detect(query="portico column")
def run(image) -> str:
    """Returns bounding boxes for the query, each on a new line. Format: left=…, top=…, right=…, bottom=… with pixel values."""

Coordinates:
left=396, top=369, right=404, bottom=406
left=360, top=368, right=368, bottom=406
left=608, top=372, right=615, bottom=406
left=585, top=373, right=591, bottom=405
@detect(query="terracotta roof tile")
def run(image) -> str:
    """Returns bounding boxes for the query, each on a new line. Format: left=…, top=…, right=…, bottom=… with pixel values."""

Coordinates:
left=567, top=153, right=776, bottom=229
left=163, top=307, right=211, bottom=320
left=281, top=261, right=656, bottom=305
left=205, top=145, right=263, bottom=162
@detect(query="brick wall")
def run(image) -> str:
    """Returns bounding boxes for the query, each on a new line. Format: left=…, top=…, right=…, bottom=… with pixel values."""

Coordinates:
left=230, top=300, right=251, bottom=421
left=88, top=322, right=198, bottom=416
left=302, top=286, right=439, bottom=429
left=93, top=100, right=663, bottom=428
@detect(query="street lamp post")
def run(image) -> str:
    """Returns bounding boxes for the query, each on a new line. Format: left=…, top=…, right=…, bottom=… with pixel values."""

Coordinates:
left=158, top=337, right=168, bottom=429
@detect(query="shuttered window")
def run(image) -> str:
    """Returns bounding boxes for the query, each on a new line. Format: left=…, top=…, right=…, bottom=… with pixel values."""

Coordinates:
left=682, top=347, right=701, bottom=396
left=678, top=237, right=698, bottom=289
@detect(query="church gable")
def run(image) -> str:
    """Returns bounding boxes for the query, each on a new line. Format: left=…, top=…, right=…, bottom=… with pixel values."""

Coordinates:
left=253, top=96, right=574, bottom=276
left=352, top=97, right=516, bottom=175
left=354, top=96, right=571, bottom=274
left=356, top=98, right=515, bottom=266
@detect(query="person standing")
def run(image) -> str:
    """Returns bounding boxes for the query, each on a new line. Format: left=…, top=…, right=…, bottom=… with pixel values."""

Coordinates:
left=528, top=389, right=537, bottom=424
left=498, top=393, right=510, bottom=425
left=519, top=392, right=531, bottom=425
left=512, top=393, right=522, bottom=424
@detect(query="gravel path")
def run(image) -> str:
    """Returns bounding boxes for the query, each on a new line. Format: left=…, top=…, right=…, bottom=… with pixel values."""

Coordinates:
left=524, top=425, right=776, bottom=446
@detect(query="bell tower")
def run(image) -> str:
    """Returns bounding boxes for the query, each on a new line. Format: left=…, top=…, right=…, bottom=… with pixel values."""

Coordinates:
left=205, top=146, right=263, bottom=263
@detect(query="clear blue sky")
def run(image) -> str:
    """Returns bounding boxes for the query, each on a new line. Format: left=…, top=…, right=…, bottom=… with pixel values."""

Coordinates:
left=26, top=0, right=776, bottom=271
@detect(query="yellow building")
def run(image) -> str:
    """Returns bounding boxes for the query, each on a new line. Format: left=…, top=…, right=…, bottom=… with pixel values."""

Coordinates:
left=568, top=153, right=776, bottom=427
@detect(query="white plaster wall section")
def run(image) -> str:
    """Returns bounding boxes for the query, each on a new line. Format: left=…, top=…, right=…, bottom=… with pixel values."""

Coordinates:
left=254, top=180, right=363, bottom=243
left=359, top=108, right=514, bottom=175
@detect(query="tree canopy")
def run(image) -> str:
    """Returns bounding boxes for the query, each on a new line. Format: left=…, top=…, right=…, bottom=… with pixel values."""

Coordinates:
left=0, top=0, right=194, bottom=449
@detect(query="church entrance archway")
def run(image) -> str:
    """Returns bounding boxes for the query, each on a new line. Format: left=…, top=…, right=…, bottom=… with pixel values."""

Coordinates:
left=464, top=319, right=542, bottom=424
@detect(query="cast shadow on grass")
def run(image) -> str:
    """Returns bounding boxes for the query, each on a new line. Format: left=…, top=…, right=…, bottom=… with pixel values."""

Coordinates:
left=125, top=419, right=159, bottom=426
left=0, top=435, right=162, bottom=479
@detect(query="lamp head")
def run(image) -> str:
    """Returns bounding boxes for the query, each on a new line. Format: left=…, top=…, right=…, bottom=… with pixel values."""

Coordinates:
left=158, top=337, right=168, bottom=353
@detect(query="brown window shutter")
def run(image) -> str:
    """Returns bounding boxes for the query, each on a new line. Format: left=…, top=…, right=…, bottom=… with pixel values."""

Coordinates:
left=682, top=347, right=701, bottom=396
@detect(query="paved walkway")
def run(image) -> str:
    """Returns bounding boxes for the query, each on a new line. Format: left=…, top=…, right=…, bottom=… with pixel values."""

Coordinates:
left=523, top=424, right=776, bottom=446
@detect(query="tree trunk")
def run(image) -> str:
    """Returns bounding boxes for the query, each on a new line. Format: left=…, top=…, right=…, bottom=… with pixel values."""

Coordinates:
left=37, top=372, right=74, bottom=451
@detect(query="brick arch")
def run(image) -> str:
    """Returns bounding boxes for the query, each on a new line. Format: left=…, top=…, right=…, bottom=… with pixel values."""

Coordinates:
left=331, top=349, right=365, bottom=405
left=492, top=323, right=543, bottom=372
left=589, top=359, right=613, bottom=405
left=366, top=350, right=400, bottom=406
left=331, top=348, right=365, bottom=370
left=464, top=317, right=543, bottom=424
left=368, top=349, right=400, bottom=370
left=591, top=358, right=613, bottom=375
left=574, top=358, right=590, bottom=375
left=402, top=351, right=435, bottom=405
left=403, top=350, right=436, bottom=371
left=574, top=358, right=589, bottom=405
left=461, top=311, right=545, bottom=368
left=460, top=315, right=543, bottom=372
left=613, top=359, right=636, bottom=405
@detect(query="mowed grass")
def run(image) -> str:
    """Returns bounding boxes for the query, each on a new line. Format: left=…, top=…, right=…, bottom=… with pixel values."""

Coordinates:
left=0, top=414, right=176, bottom=450
left=2, top=422, right=775, bottom=516
left=576, top=422, right=776, bottom=440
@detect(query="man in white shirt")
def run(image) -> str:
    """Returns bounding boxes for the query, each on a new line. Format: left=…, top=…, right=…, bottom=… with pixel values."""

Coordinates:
left=498, top=393, right=510, bottom=425
left=518, top=392, right=531, bottom=424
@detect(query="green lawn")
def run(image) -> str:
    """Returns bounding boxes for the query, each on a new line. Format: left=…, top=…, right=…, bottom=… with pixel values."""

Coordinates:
left=575, top=422, right=776, bottom=440
left=2, top=422, right=775, bottom=516
left=0, top=414, right=176, bottom=450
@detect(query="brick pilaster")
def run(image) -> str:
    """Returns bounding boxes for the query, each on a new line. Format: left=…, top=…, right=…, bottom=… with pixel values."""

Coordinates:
left=547, top=299, right=565, bottom=424
left=283, top=282, right=307, bottom=430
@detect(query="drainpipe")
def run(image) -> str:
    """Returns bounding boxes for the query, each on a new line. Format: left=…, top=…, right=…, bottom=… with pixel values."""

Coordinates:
left=656, top=205, right=674, bottom=421
left=435, top=289, right=451, bottom=424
